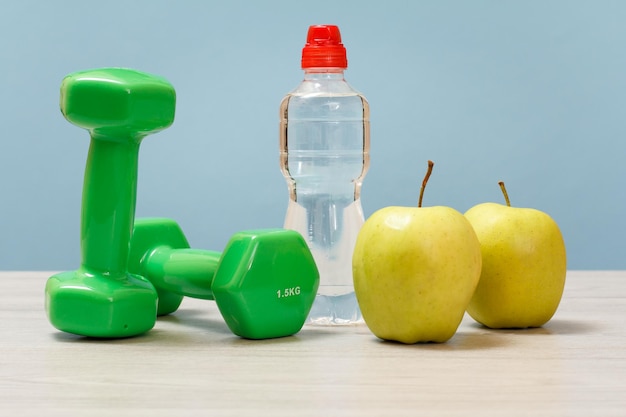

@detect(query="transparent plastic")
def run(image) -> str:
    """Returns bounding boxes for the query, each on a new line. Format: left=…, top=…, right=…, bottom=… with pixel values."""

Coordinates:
left=280, top=69, right=370, bottom=324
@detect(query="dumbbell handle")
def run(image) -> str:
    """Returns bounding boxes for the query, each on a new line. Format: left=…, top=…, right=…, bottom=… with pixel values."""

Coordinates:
left=143, top=247, right=221, bottom=299
left=82, top=138, right=140, bottom=275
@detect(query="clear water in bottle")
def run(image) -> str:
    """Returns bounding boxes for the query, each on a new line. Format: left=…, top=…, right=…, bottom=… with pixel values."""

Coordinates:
left=280, top=75, right=370, bottom=325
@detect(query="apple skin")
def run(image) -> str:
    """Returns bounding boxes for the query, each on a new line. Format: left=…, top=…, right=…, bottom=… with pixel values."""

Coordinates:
left=352, top=206, right=482, bottom=344
left=464, top=202, right=567, bottom=329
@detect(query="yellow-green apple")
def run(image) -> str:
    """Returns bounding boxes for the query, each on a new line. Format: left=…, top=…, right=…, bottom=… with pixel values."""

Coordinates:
left=352, top=161, right=482, bottom=344
left=464, top=182, right=567, bottom=329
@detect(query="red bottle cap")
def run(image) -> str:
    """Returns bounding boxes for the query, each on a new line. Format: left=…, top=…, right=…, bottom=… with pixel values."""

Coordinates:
left=301, top=25, right=348, bottom=69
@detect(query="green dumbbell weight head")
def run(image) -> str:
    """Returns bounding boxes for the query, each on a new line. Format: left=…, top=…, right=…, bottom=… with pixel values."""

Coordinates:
left=128, top=218, right=320, bottom=339
left=45, top=68, right=176, bottom=338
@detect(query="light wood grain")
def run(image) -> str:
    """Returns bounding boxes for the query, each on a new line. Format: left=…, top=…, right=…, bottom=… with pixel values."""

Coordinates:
left=1, top=271, right=625, bottom=416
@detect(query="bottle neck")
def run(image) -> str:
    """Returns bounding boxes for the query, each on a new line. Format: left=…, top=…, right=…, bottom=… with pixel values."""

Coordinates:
left=303, top=68, right=345, bottom=80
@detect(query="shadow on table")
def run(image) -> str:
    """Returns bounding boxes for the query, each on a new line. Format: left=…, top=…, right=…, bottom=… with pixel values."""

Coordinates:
left=368, top=318, right=598, bottom=351
left=50, top=307, right=232, bottom=345
left=157, top=307, right=231, bottom=334
left=50, top=307, right=331, bottom=347
left=371, top=329, right=510, bottom=351
left=50, top=313, right=598, bottom=348
left=480, top=318, right=598, bottom=336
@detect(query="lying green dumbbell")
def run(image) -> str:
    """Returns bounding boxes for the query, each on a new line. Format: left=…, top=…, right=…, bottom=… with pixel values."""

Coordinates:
left=128, top=218, right=320, bottom=339
left=46, top=68, right=176, bottom=338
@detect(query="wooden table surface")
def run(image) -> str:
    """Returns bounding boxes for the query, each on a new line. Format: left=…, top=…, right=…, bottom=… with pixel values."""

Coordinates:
left=1, top=271, right=624, bottom=416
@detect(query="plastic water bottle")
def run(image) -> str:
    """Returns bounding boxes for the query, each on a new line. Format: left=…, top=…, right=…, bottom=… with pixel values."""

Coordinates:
left=279, top=25, right=370, bottom=325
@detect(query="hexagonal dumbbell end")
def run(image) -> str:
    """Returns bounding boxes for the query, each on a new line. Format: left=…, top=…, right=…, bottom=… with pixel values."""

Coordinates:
left=213, top=229, right=320, bottom=339
left=60, top=67, right=176, bottom=139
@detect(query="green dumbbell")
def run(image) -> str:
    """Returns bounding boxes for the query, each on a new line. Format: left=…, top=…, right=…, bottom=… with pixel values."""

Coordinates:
left=45, top=68, right=176, bottom=338
left=128, top=218, right=320, bottom=339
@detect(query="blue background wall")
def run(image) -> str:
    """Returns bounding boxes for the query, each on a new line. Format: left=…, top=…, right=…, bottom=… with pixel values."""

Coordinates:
left=1, top=0, right=624, bottom=270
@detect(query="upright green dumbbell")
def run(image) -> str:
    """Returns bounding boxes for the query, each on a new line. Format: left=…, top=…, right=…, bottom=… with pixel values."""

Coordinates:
left=45, top=68, right=176, bottom=338
left=128, top=218, right=320, bottom=339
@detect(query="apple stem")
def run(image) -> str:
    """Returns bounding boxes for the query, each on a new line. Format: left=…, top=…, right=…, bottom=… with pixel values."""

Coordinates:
left=418, top=160, right=434, bottom=208
left=498, top=181, right=511, bottom=207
